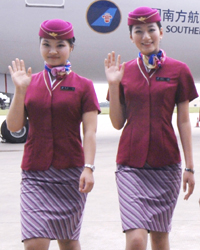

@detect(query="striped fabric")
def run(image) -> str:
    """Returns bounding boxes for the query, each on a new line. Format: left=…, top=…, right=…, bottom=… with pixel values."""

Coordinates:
left=20, top=166, right=87, bottom=241
left=115, top=163, right=182, bottom=233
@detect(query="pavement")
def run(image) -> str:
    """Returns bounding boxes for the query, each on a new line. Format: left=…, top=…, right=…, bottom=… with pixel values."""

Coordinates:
left=0, top=113, right=200, bottom=250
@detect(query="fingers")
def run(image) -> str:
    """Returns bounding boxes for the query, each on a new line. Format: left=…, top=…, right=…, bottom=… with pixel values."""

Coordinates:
left=105, top=51, right=119, bottom=68
left=104, top=58, right=108, bottom=68
left=184, top=192, right=191, bottom=200
left=8, top=58, right=26, bottom=73
left=116, top=54, right=121, bottom=68
left=15, top=58, right=21, bottom=71
left=79, top=178, right=94, bottom=193
left=80, top=181, right=94, bottom=193
left=79, top=171, right=94, bottom=193
left=104, top=52, right=112, bottom=68
left=183, top=173, right=195, bottom=200
left=184, top=182, right=195, bottom=200
left=11, top=59, right=17, bottom=72
left=20, top=60, right=26, bottom=72
left=79, top=176, right=85, bottom=192
left=12, top=58, right=21, bottom=71
left=183, top=179, right=186, bottom=192
left=111, top=51, right=116, bottom=65
left=8, top=65, right=13, bottom=75
left=27, top=67, right=32, bottom=77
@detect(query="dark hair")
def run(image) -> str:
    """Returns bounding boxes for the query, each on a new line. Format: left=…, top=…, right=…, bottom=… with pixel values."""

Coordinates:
left=129, top=21, right=162, bottom=34
left=67, top=37, right=76, bottom=48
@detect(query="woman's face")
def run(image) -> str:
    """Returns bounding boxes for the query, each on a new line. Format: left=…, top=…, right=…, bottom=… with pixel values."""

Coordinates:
left=40, top=38, right=72, bottom=66
left=130, top=22, right=163, bottom=56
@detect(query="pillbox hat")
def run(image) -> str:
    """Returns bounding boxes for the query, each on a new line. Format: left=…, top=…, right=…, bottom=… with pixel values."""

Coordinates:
left=128, top=6, right=161, bottom=26
left=39, top=19, right=74, bottom=39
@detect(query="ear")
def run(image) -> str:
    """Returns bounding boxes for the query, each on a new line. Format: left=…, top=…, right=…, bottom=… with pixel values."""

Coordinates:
left=130, top=34, right=134, bottom=43
left=70, top=45, right=74, bottom=52
left=159, top=27, right=164, bottom=40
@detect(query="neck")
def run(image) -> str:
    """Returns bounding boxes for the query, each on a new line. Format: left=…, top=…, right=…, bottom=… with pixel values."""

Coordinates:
left=146, top=50, right=160, bottom=57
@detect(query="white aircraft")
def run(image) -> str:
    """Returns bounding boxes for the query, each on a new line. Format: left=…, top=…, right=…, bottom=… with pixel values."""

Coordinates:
left=0, top=0, right=200, bottom=141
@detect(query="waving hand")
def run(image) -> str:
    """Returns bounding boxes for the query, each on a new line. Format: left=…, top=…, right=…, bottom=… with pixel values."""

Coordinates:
left=104, top=51, right=125, bottom=86
left=8, top=58, right=32, bottom=91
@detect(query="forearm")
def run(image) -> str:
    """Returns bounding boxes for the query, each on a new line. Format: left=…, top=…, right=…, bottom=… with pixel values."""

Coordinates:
left=79, top=131, right=96, bottom=193
left=6, top=89, right=27, bottom=132
left=109, top=84, right=126, bottom=130
left=83, top=131, right=96, bottom=165
left=177, top=101, right=195, bottom=200
left=178, top=120, right=194, bottom=169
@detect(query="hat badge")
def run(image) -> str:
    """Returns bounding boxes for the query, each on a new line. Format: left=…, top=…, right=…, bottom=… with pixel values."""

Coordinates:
left=137, top=17, right=147, bottom=22
left=48, top=32, right=58, bottom=38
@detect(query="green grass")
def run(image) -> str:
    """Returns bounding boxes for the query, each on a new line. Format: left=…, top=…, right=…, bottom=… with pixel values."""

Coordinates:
left=174, top=107, right=199, bottom=113
left=189, top=107, right=199, bottom=113
left=0, top=109, right=9, bottom=116
left=100, top=107, right=109, bottom=114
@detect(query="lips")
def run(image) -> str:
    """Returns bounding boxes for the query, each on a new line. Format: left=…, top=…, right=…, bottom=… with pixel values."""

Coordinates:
left=48, top=57, right=59, bottom=59
left=142, top=42, right=152, bottom=46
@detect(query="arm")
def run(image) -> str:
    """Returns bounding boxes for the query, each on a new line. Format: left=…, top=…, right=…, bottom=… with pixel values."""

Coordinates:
left=104, top=51, right=126, bottom=130
left=6, top=59, right=32, bottom=131
left=79, top=110, right=98, bottom=193
left=177, top=100, right=195, bottom=200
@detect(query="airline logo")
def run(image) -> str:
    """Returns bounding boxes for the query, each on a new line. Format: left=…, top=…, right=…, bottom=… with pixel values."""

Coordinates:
left=92, top=8, right=117, bottom=26
left=87, top=1, right=121, bottom=33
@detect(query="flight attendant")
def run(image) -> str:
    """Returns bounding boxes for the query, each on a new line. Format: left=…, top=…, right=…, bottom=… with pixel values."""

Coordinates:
left=7, top=19, right=100, bottom=250
left=104, top=6, right=198, bottom=250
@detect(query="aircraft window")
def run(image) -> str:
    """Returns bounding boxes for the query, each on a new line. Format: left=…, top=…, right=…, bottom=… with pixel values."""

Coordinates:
left=25, top=0, right=65, bottom=8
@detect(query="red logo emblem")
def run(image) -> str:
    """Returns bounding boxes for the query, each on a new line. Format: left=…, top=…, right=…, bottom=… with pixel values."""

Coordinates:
left=102, top=13, right=112, bottom=23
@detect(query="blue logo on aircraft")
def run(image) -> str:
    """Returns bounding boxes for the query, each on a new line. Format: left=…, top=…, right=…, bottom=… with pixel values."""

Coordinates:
left=87, top=1, right=121, bottom=33
left=92, top=8, right=117, bottom=27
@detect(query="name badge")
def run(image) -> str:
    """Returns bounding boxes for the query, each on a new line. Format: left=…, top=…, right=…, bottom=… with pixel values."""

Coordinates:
left=156, top=77, right=170, bottom=82
left=60, top=86, right=75, bottom=91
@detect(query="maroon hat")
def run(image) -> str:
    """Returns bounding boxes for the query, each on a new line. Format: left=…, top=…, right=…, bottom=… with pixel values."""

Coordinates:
left=39, top=19, right=74, bottom=39
left=128, top=6, right=161, bottom=25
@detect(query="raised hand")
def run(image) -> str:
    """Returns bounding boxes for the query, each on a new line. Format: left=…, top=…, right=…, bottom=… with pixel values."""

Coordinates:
left=104, top=51, right=125, bottom=85
left=6, top=59, right=32, bottom=131
left=8, top=58, right=32, bottom=91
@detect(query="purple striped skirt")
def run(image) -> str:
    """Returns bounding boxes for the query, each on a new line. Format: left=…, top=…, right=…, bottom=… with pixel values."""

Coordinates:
left=115, top=163, right=182, bottom=233
left=20, top=166, right=87, bottom=241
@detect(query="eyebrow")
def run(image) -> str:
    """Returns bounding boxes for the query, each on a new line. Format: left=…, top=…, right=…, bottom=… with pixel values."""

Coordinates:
left=56, top=40, right=65, bottom=44
left=134, top=25, right=141, bottom=29
left=41, top=39, right=66, bottom=45
left=134, top=24, right=156, bottom=30
left=42, top=39, right=55, bottom=44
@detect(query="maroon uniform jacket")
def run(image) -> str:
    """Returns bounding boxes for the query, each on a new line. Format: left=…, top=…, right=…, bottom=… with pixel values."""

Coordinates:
left=116, top=56, right=198, bottom=168
left=21, top=70, right=100, bottom=171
